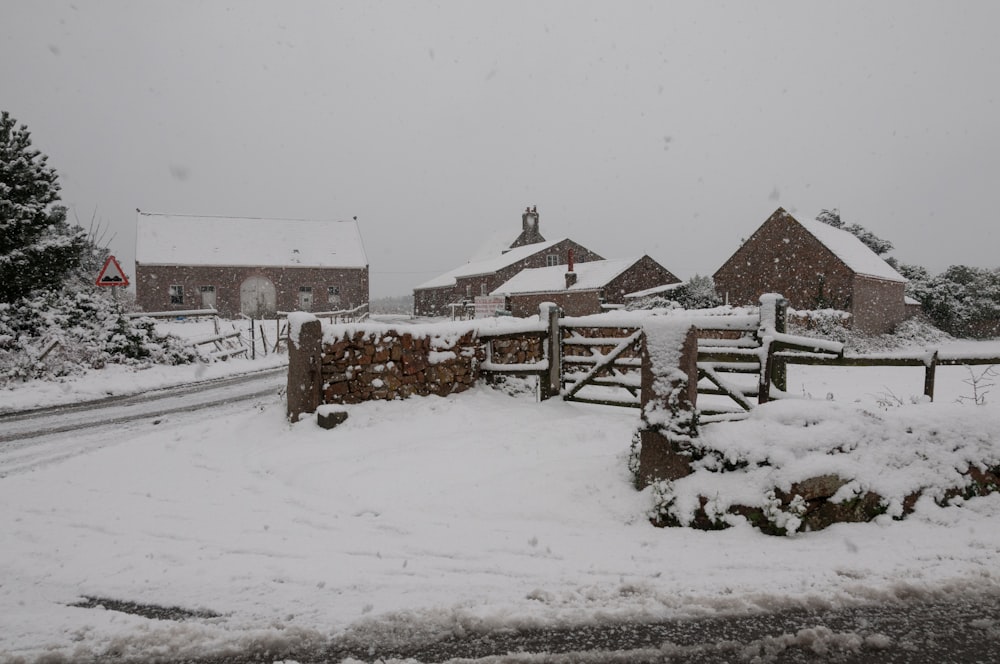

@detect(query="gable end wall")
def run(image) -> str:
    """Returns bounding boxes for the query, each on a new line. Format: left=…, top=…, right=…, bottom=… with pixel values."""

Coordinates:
left=713, top=213, right=854, bottom=311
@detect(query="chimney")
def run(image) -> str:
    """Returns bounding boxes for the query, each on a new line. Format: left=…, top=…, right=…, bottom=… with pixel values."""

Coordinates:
left=512, top=206, right=545, bottom=249
left=522, top=206, right=539, bottom=233
left=565, top=248, right=577, bottom=288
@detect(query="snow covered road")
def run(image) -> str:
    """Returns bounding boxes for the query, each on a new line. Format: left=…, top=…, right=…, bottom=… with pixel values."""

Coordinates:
left=0, top=367, right=286, bottom=475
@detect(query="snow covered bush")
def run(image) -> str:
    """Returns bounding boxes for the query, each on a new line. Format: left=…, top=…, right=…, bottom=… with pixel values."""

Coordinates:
left=642, top=399, right=1000, bottom=535
left=788, top=310, right=951, bottom=354
left=0, top=111, right=198, bottom=384
left=0, top=287, right=197, bottom=384
left=626, top=274, right=722, bottom=311
left=908, top=265, right=1000, bottom=338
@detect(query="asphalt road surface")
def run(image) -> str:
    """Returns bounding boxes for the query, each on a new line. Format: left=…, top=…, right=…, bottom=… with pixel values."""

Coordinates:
left=67, top=591, right=1000, bottom=663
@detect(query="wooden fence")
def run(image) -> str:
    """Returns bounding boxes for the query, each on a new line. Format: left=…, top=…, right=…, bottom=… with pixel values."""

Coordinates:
left=478, top=296, right=1000, bottom=419
left=775, top=350, right=1000, bottom=402
left=287, top=298, right=999, bottom=418
left=127, top=308, right=248, bottom=360
left=269, top=303, right=369, bottom=354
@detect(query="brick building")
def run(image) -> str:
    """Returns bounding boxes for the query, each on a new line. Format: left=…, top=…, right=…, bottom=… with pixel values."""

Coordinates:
left=135, top=212, right=369, bottom=318
left=713, top=208, right=908, bottom=333
left=413, top=207, right=603, bottom=317
left=492, top=255, right=681, bottom=317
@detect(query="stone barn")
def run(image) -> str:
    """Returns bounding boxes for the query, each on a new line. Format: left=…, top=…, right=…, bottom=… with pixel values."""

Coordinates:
left=713, top=208, right=908, bottom=333
left=492, top=255, right=681, bottom=318
left=135, top=212, right=369, bottom=318
left=413, top=206, right=603, bottom=317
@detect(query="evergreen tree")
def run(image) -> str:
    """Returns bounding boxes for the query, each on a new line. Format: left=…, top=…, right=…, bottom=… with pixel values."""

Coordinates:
left=673, top=274, right=723, bottom=309
left=816, top=208, right=893, bottom=256
left=816, top=208, right=844, bottom=228
left=0, top=111, right=88, bottom=303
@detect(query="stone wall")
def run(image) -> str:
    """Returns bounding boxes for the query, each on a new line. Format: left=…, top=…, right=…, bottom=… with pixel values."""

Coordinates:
left=287, top=314, right=551, bottom=419
left=318, top=328, right=480, bottom=405
left=487, top=334, right=546, bottom=365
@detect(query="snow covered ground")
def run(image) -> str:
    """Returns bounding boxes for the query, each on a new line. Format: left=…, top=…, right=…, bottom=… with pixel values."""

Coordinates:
left=1, top=323, right=1000, bottom=663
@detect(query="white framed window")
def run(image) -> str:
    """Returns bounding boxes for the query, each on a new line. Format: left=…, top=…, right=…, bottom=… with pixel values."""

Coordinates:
left=298, top=286, right=313, bottom=311
left=169, top=285, right=184, bottom=305
left=465, top=284, right=472, bottom=299
left=546, top=254, right=559, bottom=267
left=328, top=286, right=341, bottom=306
left=199, top=285, right=216, bottom=309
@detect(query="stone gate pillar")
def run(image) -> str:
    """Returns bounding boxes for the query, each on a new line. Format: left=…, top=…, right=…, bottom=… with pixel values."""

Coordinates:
left=633, top=322, right=700, bottom=489
left=286, top=315, right=323, bottom=421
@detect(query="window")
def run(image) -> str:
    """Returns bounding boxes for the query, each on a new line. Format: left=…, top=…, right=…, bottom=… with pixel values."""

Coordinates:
left=546, top=254, right=559, bottom=267
left=298, top=286, right=313, bottom=311
left=480, top=283, right=487, bottom=296
left=465, top=284, right=472, bottom=299
left=199, top=285, right=216, bottom=309
left=328, top=286, right=341, bottom=306
left=169, top=285, right=184, bottom=305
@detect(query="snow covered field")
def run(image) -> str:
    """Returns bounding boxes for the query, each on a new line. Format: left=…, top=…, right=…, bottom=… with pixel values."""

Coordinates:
left=1, top=327, right=999, bottom=663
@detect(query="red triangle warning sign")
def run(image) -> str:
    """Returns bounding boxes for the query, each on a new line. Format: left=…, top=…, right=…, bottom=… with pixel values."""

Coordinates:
left=96, top=255, right=130, bottom=287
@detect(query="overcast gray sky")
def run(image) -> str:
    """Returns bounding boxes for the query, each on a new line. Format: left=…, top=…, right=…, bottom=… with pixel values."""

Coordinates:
left=3, top=1, right=998, bottom=297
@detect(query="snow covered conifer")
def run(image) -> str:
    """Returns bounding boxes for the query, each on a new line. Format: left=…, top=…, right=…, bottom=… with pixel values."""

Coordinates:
left=816, top=207, right=893, bottom=256
left=0, top=111, right=88, bottom=303
left=816, top=208, right=843, bottom=228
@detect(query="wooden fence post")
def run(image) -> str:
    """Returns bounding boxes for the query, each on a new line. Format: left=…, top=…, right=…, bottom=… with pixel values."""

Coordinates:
left=924, top=351, right=938, bottom=401
left=772, top=297, right=788, bottom=393
left=758, top=294, right=788, bottom=404
left=539, top=303, right=561, bottom=401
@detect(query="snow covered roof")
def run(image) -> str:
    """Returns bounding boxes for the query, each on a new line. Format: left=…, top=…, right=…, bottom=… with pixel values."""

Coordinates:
left=415, top=238, right=566, bottom=290
left=464, top=229, right=522, bottom=263
left=135, top=213, right=368, bottom=268
left=624, top=281, right=686, bottom=299
left=490, top=257, right=643, bottom=295
left=798, top=217, right=905, bottom=283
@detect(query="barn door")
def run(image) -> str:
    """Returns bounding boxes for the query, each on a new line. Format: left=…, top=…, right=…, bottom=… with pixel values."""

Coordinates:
left=240, top=276, right=277, bottom=318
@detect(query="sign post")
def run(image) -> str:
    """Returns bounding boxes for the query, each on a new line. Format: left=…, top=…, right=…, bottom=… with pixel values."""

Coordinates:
left=95, top=255, right=130, bottom=302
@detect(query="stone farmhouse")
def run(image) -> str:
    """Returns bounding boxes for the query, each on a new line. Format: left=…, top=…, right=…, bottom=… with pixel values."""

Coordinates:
left=413, top=207, right=604, bottom=317
left=134, top=212, right=369, bottom=318
left=491, top=254, right=681, bottom=317
left=713, top=207, right=909, bottom=334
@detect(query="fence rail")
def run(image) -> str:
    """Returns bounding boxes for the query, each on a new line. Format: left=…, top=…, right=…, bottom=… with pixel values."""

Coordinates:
left=126, top=308, right=219, bottom=319
left=128, top=309, right=248, bottom=359
left=776, top=350, right=1000, bottom=401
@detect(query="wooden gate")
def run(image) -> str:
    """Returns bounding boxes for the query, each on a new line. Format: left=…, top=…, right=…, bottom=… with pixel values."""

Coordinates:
left=560, top=321, right=644, bottom=408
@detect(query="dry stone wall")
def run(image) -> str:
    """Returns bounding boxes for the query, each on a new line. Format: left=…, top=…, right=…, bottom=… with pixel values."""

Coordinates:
left=320, top=329, right=480, bottom=404
left=286, top=314, right=551, bottom=418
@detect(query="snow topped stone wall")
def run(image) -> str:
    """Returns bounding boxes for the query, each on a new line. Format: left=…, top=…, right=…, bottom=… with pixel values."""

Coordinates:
left=286, top=314, right=549, bottom=419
